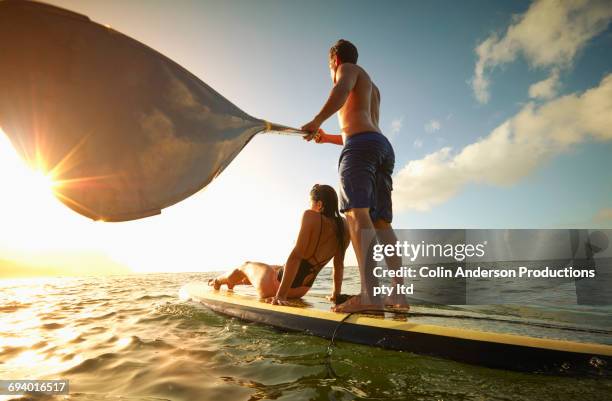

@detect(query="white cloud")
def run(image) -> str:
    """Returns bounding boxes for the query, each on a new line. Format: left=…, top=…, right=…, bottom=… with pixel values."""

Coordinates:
left=425, top=119, right=441, bottom=133
left=529, top=69, right=561, bottom=99
left=594, top=208, right=612, bottom=222
left=394, top=73, right=612, bottom=211
left=471, top=0, right=612, bottom=103
left=413, top=138, right=423, bottom=148
left=390, top=117, right=403, bottom=136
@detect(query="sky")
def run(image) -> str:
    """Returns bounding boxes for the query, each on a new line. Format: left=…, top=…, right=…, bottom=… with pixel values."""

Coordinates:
left=0, top=0, right=611, bottom=276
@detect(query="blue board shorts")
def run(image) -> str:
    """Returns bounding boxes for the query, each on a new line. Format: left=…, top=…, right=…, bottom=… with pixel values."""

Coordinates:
left=338, top=131, right=395, bottom=223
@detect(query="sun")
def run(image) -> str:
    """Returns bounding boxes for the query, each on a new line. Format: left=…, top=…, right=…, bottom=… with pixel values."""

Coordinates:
left=0, top=127, right=66, bottom=223
left=29, top=169, right=59, bottom=191
left=0, top=144, right=60, bottom=202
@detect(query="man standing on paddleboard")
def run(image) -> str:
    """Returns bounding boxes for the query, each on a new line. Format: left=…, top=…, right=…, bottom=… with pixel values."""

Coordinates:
left=302, top=39, right=406, bottom=312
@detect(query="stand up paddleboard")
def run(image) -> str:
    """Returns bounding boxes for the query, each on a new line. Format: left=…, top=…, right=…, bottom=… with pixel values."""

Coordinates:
left=182, top=282, right=612, bottom=374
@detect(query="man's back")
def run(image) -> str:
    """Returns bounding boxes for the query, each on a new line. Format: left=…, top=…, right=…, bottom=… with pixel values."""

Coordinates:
left=337, top=64, right=381, bottom=139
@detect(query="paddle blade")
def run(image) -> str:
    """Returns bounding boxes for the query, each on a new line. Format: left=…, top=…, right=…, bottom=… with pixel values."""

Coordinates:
left=0, top=0, right=270, bottom=221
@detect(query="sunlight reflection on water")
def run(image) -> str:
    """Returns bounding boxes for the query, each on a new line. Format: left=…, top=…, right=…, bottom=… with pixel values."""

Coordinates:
left=0, top=271, right=611, bottom=401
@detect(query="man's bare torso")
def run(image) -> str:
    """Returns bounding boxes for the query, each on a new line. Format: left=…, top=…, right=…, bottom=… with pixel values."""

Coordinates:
left=338, top=64, right=381, bottom=140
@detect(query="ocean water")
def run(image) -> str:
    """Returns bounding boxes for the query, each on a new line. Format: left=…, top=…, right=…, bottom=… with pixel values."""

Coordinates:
left=1, top=269, right=611, bottom=401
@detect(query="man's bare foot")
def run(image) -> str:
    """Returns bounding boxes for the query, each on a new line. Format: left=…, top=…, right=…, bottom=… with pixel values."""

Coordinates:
left=385, top=294, right=410, bottom=311
left=331, top=294, right=385, bottom=314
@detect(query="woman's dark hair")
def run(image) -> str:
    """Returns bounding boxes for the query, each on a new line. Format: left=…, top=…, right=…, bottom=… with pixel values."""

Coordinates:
left=329, top=39, right=358, bottom=64
left=310, top=184, right=346, bottom=259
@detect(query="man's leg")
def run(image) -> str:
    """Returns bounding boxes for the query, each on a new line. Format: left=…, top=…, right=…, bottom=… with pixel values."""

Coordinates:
left=335, top=133, right=389, bottom=312
left=333, top=207, right=384, bottom=312
left=373, top=219, right=402, bottom=285
left=373, top=219, right=409, bottom=309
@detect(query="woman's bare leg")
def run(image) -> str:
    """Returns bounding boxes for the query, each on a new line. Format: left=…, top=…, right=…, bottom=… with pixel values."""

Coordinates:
left=209, top=261, right=279, bottom=298
left=238, top=261, right=280, bottom=298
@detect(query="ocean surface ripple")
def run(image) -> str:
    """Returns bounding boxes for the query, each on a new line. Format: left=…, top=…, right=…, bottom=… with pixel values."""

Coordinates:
left=1, top=271, right=611, bottom=401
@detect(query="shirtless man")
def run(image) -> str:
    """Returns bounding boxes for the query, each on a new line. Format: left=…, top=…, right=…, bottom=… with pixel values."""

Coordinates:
left=301, top=39, right=405, bottom=312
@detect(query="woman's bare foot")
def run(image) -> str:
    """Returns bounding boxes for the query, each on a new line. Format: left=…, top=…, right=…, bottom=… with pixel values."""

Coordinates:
left=207, top=277, right=234, bottom=290
left=207, top=278, right=221, bottom=290
left=331, top=294, right=385, bottom=313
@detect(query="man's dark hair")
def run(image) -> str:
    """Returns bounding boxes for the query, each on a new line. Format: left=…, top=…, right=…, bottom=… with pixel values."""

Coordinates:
left=329, top=39, right=358, bottom=64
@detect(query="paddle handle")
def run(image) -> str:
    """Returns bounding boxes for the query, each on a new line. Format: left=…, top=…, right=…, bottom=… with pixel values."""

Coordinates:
left=262, top=121, right=309, bottom=136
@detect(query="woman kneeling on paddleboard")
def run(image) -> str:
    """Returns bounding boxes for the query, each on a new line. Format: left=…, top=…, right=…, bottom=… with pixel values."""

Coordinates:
left=208, top=184, right=350, bottom=305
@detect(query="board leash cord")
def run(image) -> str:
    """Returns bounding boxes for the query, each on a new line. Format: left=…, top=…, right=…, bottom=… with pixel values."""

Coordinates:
left=325, top=308, right=412, bottom=378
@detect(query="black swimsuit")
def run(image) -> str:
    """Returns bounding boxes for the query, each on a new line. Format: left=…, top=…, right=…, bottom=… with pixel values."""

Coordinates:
left=277, top=214, right=331, bottom=288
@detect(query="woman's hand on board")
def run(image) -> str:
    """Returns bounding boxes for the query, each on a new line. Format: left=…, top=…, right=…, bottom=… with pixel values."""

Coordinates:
left=263, top=296, right=290, bottom=306
left=326, top=293, right=339, bottom=303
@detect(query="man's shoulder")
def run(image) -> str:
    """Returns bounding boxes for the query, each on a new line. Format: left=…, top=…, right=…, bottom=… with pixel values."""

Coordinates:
left=338, top=62, right=360, bottom=75
left=339, top=62, right=358, bottom=69
left=339, top=63, right=372, bottom=83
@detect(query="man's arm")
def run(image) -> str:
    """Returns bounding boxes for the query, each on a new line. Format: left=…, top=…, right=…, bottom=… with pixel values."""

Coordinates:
left=301, top=63, right=359, bottom=133
left=320, top=133, right=344, bottom=146
left=305, top=129, right=343, bottom=146
left=315, top=63, right=358, bottom=123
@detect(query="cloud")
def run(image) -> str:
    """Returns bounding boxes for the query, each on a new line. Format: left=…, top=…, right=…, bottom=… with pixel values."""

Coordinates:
left=529, top=69, right=561, bottom=99
left=425, top=119, right=441, bottom=133
left=393, top=73, right=612, bottom=211
left=471, top=0, right=612, bottom=103
left=390, top=117, right=403, bottom=136
left=413, top=138, right=423, bottom=148
left=594, top=208, right=612, bottom=222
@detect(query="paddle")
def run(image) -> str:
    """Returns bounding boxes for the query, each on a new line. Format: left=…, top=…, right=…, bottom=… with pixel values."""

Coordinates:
left=0, top=0, right=307, bottom=221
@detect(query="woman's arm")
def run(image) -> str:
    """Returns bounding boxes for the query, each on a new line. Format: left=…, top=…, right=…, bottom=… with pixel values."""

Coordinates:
left=272, top=249, right=301, bottom=304
left=329, top=219, right=350, bottom=302
left=329, top=250, right=345, bottom=301
left=267, top=211, right=314, bottom=304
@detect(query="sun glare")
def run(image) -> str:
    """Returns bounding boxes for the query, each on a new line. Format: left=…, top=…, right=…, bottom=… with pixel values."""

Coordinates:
left=0, top=127, right=76, bottom=253
left=5, top=156, right=60, bottom=208
left=30, top=169, right=58, bottom=191
left=0, top=127, right=59, bottom=196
